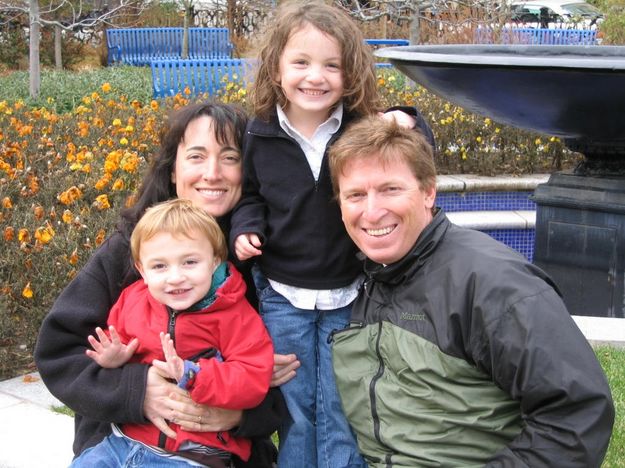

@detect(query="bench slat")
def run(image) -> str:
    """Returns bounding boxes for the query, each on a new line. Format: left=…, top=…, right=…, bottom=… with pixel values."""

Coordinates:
left=151, top=59, right=252, bottom=98
left=107, top=28, right=233, bottom=66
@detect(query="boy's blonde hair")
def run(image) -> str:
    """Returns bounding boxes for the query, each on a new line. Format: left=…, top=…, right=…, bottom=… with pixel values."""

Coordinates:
left=130, top=199, right=227, bottom=264
left=329, top=116, right=437, bottom=196
left=251, top=0, right=381, bottom=121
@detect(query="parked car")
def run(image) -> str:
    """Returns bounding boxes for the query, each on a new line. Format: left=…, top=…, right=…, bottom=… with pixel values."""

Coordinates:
left=510, top=0, right=604, bottom=28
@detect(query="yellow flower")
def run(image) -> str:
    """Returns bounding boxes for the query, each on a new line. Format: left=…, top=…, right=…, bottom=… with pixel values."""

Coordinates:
left=119, top=137, right=129, bottom=146
left=62, top=210, right=73, bottom=224
left=94, top=194, right=111, bottom=210
left=34, top=224, right=55, bottom=244
left=476, top=136, right=482, bottom=143
left=112, top=119, right=122, bottom=127
left=124, top=125, right=134, bottom=133
left=101, top=82, right=112, bottom=93
left=22, top=282, right=33, bottom=299
left=18, top=228, right=30, bottom=243
left=535, top=138, right=542, bottom=145
left=112, top=178, right=125, bottom=191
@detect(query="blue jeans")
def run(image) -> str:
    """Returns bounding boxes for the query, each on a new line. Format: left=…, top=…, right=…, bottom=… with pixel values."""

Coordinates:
left=253, top=267, right=365, bottom=468
left=70, top=434, right=203, bottom=468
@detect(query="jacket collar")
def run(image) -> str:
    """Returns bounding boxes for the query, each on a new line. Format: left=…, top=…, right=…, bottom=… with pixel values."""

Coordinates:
left=363, top=209, right=450, bottom=285
left=248, top=108, right=358, bottom=138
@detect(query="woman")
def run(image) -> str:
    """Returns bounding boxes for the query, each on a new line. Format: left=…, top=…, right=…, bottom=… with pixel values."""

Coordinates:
left=34, top=102, right=299, bottom=467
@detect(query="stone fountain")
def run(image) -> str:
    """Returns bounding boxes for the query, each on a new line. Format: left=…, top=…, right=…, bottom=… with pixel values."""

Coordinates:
left=377, top=45, right=625, bottom=318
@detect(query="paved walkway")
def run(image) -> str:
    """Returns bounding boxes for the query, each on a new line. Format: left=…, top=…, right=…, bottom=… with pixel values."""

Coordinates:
left=0, top=315, right=623, bottom=468
left=0, top=372, right=73, bottom=468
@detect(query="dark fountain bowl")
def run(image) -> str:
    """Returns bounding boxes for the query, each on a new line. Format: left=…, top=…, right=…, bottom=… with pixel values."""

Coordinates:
left=376, top=45, right=625, bottom=167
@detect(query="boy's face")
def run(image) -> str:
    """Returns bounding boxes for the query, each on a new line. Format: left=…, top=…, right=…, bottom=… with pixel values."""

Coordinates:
left=277, top=23, right=344, bottom=127
left=136, top=230, right=220, bottom=311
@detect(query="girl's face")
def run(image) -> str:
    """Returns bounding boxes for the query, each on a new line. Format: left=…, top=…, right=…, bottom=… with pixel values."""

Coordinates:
left=277, top=23, right=344, bottom=127
left=172, top=116, right=242, bottom=218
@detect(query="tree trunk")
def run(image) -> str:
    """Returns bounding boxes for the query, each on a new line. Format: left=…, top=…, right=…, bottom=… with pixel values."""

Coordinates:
left=182, top=1, right=193, bottom=59
left=29, top=0, right=41, bottom=99
left=410, top=0, right=422, bottom=44
left=54, top=24, right=62, bottom=70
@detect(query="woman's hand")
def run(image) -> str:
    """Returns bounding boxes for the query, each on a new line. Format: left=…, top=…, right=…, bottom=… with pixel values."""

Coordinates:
left=144, top=365, right=244, bottom=434
left=169, top=392, right=244, bottom=433
left=271, top=353, right=300, bottom=387
left=143, top=365, right=186, bottom=438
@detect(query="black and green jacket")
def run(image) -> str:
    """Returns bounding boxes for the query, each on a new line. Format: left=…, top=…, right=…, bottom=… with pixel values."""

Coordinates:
left=332, top=210, right=614, bottom=468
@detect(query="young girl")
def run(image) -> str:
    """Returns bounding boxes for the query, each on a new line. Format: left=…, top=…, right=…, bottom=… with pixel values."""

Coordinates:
left=230, top=2, right=434, bottom=467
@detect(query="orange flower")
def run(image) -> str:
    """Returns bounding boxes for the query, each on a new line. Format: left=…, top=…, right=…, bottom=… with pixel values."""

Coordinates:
left=95, top=228, right=106, bottom=246
left=150, top=100, right=159, bottom=111
left=58, top=186, right=83, bottom=205
left=2, top=197, right=12, bottom=209
left=3, top=226, right=14, bottom=241
left=101, top=82, right=112, bottom=93
left=68, top=248, right=79, bottom=265
left=22, top=282, right=33, bottom=299
left=33, top=205, right=44, bottom=220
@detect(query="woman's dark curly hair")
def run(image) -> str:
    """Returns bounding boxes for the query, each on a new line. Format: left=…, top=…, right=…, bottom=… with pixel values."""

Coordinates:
left=118, top=101, right=248, bottom=238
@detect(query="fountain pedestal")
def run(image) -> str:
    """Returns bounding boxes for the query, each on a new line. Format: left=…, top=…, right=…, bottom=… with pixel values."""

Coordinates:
left=376, top=44, right=625, bottom=318
left=533, top=172, right=625, bottom=317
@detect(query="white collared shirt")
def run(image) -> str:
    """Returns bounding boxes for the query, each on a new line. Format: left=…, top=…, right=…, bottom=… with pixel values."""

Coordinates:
left=268, top=103, right=362, bottom=310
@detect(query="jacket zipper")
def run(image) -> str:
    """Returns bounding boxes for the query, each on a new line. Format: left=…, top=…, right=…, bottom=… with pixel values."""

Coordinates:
left=158, top=307, right=180, bottom=448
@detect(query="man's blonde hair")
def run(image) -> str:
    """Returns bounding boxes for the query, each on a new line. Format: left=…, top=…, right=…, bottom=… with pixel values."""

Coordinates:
left=329, top=116, right=437, bottom=196
left=130, top=199, right=227, bottom=263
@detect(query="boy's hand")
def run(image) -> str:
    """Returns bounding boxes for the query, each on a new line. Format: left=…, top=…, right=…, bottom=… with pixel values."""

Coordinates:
left=234, top=233, right=262, bottom=261
left=86, top=325, right=138, bottom=368
left=152, top=332, right=184, bottom=382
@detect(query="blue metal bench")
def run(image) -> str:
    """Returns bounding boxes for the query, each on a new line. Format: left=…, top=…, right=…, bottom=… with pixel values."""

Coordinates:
left=107, top=28, right=233, bottom=66
left=151, top=58, right=253, bottom=98
left=474, top=28, right=597, bottom=45
left=365, top=39, right=410, bottom=68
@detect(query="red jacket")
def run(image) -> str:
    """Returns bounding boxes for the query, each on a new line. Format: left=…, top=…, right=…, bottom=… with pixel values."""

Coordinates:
left=107, top=262, right=273, bottom=461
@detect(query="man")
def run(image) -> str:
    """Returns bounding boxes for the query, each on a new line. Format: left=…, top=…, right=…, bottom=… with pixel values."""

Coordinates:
left=327, top=117, right=614, bottom=467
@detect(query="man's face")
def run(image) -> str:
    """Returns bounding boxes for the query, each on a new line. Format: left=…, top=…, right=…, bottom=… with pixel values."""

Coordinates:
left=338, top=156, right=435, bottom=265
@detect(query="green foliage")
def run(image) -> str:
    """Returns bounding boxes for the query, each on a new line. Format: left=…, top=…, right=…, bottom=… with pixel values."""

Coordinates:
left=595, top=346, right=625, bottom=467
left=596, top=0, right=625, bottom=44
left=52, top=405, right=75, bottom=416
left=0, top=67, right=152, bottom=113
left=0, top=25, right=28, bottom=68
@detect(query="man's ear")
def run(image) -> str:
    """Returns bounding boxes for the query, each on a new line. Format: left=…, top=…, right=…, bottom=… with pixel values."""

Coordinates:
left=424, top=185, right=437, bottom=210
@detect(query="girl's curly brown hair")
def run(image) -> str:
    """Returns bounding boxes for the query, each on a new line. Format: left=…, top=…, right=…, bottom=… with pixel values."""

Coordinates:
left=250, top=0, right=381, bottom=121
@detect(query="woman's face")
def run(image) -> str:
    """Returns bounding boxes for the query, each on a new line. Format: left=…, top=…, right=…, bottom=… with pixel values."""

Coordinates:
left=172, top=116, right=242, bottom=218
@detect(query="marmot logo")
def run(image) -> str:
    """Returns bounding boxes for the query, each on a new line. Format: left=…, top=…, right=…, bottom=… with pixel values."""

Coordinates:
left=400, top=312, right=426, bottom=321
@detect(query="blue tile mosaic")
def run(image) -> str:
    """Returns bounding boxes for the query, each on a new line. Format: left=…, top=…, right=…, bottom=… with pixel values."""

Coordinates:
left=483, top=228, right=535, bottom=262
left=437, top=191, right=536, bottom=212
